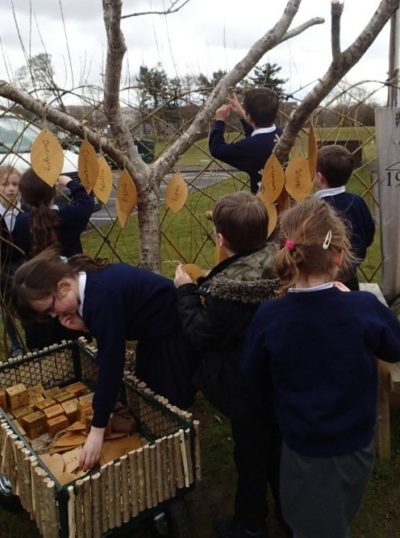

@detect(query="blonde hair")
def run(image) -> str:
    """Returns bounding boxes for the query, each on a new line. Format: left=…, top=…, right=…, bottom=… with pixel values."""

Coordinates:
left=274, top=198, right=355, bottom=295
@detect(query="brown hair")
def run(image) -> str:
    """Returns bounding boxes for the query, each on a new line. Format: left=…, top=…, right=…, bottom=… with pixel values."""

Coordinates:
left=212, top=191, right=268, bottom=254
left=13, top=247, right=110, bottom=321
left=274, top=198, right=355, bottom=295
left=243, top=88, right=279, bottom=127
left=316, top=145, right=354, bottom=188
left=19, top=168, right=61, bottom=255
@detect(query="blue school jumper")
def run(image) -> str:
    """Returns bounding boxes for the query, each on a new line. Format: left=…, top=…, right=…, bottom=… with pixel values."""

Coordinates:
left=12, top=179, right=94, bottom=259
left=209, top=120, right=281, bottom=193
left=81, top=264, right=194, bottom=427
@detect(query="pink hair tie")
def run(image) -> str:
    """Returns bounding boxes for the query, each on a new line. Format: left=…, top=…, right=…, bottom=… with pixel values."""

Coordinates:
left=285, top=239, right=296, bottom=251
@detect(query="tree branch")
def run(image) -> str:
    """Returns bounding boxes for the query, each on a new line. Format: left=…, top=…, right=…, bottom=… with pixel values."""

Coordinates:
left=275, top=0, right=400, bottom=164
left=279, top=16, right=325, bottom=44
left=121, top=0, right=191, bottom=19
left=331, top=0, right=344, bottom=62
left=102, top=0, right=148, bottom=185
left=154, top=0, right=306, bottom=178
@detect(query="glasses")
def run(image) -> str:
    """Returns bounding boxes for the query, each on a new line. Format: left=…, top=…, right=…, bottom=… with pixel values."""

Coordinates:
left=43, top=295, right=57, bottom=318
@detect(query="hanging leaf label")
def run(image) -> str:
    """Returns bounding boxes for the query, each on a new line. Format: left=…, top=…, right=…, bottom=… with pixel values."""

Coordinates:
left=31, top=127, right=64, bottom=186
left=93, top=155, right=113, bottom=205
left=285, top=155, right=313, bottom=202
left=116, top=169, right=137, bottom=228
left=165, top=172, right=188, bottom=213
left=308, top=124, right=318, bottom=180
left=78, top=140, right=99, bottom=193
left=261, top=153, right=285, bottom=203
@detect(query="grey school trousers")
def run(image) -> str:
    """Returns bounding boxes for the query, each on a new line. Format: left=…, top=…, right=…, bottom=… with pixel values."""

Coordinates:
left=280, top=440, right=375, bottom=538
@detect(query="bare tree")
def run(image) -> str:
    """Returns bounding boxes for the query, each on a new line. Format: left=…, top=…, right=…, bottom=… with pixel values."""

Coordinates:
left=0, top=0, right=397, bottom=270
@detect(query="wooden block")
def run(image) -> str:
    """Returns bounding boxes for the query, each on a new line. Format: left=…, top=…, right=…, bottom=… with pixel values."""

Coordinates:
left=43, top=404, right=64, bottom=421
left=84, top=413, right=94, bottom=432
left=47, top=415, right=69, bottom=436
left=6, top=384, right=29, bottom=410
left=0, top=389, right=7, bottom=410
left=21, top=411, right=46, bottom=439
left=44, top=387, right=62, bottom=399
left=78, top=392, right=94, bottom=404
left=12, top=406, right=34, bottom=420
left=54, top=391, right=75, bottom=404
left=62, top=399, right=78, bottom=423
left=34, top=398, right=56, bottom=411
left=65, top=382, right=89, bottom=398
left=29, top=394, right=45, bottom=405
left=11, top=419, right=26, bottom=436
left=78, top=400, right=93, bottom=423
left=29, top=383, right=45, bottom=395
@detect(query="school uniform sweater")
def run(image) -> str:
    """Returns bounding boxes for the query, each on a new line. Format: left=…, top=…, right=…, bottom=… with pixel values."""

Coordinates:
left=12, top=179, right=94, bottom=259
left=242, top=286, right=400, bottom=457
left=314, top=187, right=375, bottom=261
left=81, top=264, right=194, bottom=427
left=209, top=120, right=281, bottom=193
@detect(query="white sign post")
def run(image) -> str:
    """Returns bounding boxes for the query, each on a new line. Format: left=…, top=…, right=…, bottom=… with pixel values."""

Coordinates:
left=375, top=107, right=400, bottom=302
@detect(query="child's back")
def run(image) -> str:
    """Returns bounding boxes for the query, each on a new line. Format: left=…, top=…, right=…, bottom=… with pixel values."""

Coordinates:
left=315, top=144, right=375, bottom=289
left=209, top=88, right=281, bottom=194
left=242, top=198, right=400, bottom=538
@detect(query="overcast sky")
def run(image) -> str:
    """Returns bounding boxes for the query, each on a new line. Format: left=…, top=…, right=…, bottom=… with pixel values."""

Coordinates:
left=0, top=0, right=394, bottom=103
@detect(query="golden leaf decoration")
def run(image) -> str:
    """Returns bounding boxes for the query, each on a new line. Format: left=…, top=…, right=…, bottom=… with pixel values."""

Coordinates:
left=285, top=155, right=313, bottom=202
left=78, top=140, right=99, bottom=193
left=308, top=124, right=318, bottom=180
left=266, top=202, right=278, bottom=238
left=116, top=169, right=137, bottom=229
left=165, top=172, right=188, bottom=213
left=31, top=128, right=64, bottom=186
left=261, top=153, right=285, bottom=203
left=93, top=155, right=113, bottom=205
left=182, top=263, right=205, bottom=282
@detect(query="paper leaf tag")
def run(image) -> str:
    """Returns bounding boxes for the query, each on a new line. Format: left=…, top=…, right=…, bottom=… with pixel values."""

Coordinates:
left=285, top=155, right=313, bottom=202
left=93, top=155, right=113, bottom=204
left=165, top=172, right=188, bottom=213
left=182, top=263, right=205, bottom=282
left=257, top=191, right=278, bottom=238
left=78, top=140, right=99, bottom=193
left=308, top=124, right=318, bottom=180
left=261, top=153, right=285, bottom=203
left=31, top=127, right=64, bottom=186
left=116, top=169, right=137, bottom=228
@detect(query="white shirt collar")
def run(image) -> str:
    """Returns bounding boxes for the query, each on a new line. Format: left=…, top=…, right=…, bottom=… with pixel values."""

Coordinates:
left=314, top=186, right=346, bottom=199
left=0, top=201, right=21, bottom=232
left=288, top=282, right=334, bottom=293
left=78, top=272, right=87, bottom=316
left=251, top=125, right=277, bottom=136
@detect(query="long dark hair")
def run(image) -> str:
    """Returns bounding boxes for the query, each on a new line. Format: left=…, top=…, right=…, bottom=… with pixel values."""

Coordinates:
left=12, top=247, right=111, bottom=321
left=19, top=168, right=61, bottom=255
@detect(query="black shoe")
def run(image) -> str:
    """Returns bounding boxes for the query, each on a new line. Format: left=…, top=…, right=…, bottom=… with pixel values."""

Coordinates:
left=214, top=514, right=268, bottom=538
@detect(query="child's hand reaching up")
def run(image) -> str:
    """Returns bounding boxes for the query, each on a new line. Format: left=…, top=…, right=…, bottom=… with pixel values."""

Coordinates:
left=227, top=93, right=246, bottom=120
left=58, top=312, right=89, bottom=332
left=215, top=104, right=231, bottom=122
left=174, top=264, right=193, bottom=288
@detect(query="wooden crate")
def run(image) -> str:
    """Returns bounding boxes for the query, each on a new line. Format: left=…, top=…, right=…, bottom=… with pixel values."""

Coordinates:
left=0, top=341, right=201, bottom=538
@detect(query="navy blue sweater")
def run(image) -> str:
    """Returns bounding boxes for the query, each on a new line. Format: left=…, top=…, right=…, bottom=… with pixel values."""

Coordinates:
left=12, top=179, right=94, bottom=259
left=242, top=287, right=400, bottom=457
left=81, top=264, right=192, bottom=427
left=319, top=191, right=375, bottom=261
left=209, top=120, right=281, bottom=193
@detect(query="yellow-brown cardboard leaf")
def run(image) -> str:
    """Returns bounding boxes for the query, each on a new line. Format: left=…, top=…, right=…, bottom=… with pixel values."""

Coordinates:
left=78, top=140, right=99, bottom=193
left=182, top=264, right=205, bottom=282
left=261, top=153, right=285, bottom=204
left=31, top=128, right=64, bottom=186
left=285, top=155, right=313, bottom=202
left=266, top=203, right=278, bottom=238
left=116, top=169, right=137, bottom=228
left=93, top=155, right=113, bottom=204
left=165, top=172, right=188, bottom=213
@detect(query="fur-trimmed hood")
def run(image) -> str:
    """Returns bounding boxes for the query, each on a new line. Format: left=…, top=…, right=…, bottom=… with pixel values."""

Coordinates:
left=198, top=243, right=279, bottom=304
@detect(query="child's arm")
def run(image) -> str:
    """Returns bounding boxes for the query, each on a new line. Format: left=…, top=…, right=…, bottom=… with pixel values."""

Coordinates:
left=227, top=93, right=246, bottom=121
left=215, top=104, right=231, bottom=122
left=240, top=306, right=271, bottom=387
